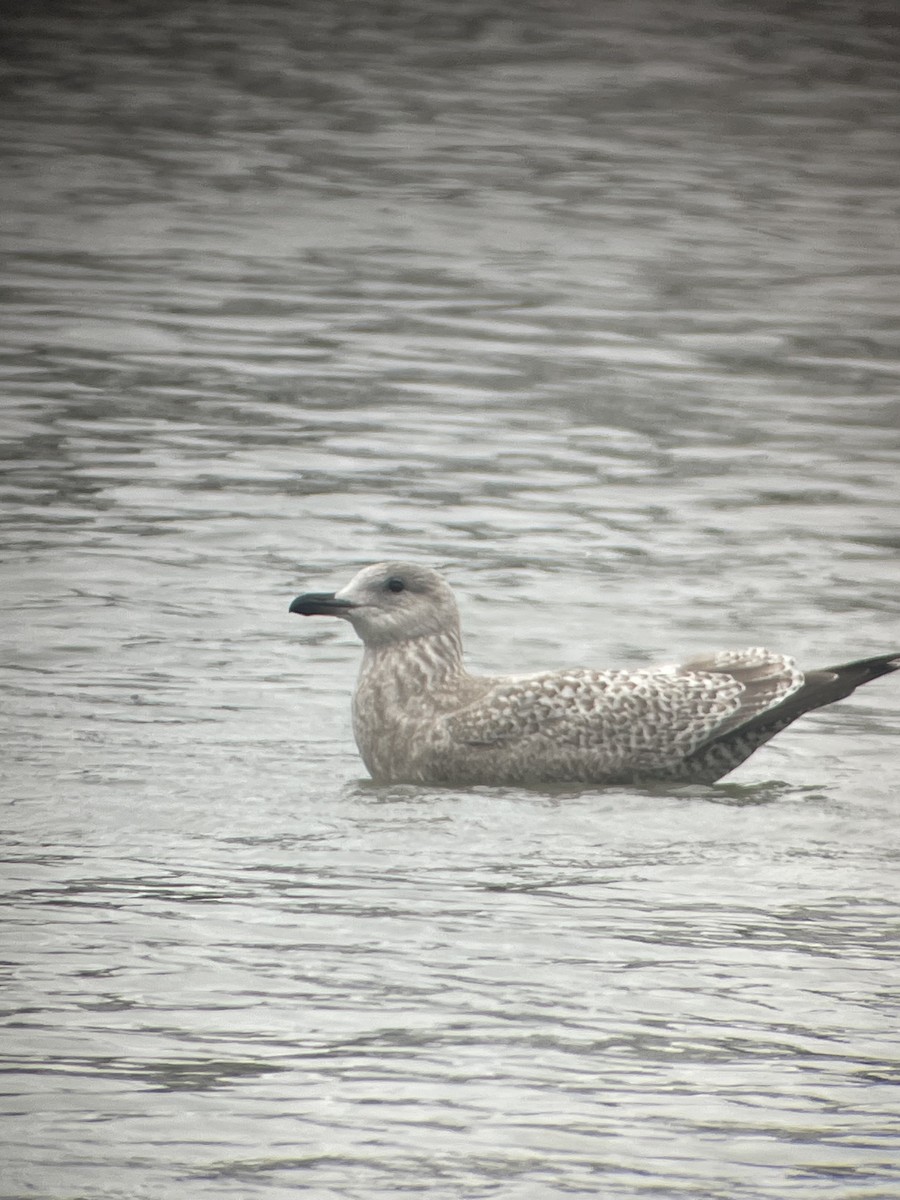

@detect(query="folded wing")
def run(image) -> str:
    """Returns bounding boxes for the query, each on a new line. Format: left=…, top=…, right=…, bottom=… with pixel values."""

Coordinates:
left=446, top=648, right=806, bottom=777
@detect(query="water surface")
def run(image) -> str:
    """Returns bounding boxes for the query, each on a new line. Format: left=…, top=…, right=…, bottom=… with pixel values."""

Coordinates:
left=2, top=2, right=899, bottom=1197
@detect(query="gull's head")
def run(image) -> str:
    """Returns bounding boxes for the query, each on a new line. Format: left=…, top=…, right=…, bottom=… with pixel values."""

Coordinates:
left=290, top=562, right=460, bottom=648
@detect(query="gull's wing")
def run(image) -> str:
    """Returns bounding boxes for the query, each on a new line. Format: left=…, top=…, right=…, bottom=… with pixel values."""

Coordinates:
left=672, top=650, right=804, bottom=740
left=445, top=649, right=805, bottom=774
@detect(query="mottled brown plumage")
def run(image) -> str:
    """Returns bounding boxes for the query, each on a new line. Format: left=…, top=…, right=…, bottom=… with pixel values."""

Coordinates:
left=289, top=563, right=899, bottom=786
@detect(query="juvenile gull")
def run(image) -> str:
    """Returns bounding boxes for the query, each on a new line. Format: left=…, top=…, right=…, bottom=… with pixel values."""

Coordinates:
left=289, top=562, right=899, bottom=787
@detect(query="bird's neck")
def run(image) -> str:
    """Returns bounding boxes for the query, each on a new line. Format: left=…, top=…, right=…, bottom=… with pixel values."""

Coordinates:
left=352, top=629, right=474, bottom=783
left=359, top=628, right=468, bottom=702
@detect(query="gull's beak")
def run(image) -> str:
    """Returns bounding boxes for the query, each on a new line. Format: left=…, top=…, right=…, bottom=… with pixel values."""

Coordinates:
left=289, top=591, right=356, bottom=616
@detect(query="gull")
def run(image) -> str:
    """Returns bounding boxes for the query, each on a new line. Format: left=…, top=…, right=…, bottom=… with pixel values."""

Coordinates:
left=289, top=562, right=898, bottom=787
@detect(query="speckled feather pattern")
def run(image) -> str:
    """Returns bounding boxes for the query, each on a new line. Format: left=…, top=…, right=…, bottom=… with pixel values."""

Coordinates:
left=355, top=652, right=800, bottom=785
left=291, top=562, right=899, bottom=787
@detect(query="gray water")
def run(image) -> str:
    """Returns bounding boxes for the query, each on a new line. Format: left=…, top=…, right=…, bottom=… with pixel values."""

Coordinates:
left=2, top=2, right=900, bottom=1198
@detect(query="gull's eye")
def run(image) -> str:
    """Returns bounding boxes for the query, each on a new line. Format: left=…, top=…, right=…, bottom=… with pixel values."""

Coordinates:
left=386, top=577, right=405, bottom=593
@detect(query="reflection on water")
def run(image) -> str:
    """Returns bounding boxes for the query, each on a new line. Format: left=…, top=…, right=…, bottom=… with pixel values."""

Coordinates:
left=2, top=1, right=899, bottom=1198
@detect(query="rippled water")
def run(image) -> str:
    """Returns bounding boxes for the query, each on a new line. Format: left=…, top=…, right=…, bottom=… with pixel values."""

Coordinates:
left=2, top=2, right=900, bottom=1197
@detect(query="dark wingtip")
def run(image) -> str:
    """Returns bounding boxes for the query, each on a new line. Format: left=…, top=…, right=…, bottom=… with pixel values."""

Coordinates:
left=822, top=651, right=900, bottom=688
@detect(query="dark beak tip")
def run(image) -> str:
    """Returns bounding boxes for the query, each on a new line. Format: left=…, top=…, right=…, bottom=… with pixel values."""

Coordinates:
left=289, top=592, right=353, bottom=617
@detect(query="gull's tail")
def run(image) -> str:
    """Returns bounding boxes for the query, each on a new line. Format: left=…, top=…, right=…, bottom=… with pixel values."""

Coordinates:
left=676, top=651, right=900, bottom=783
